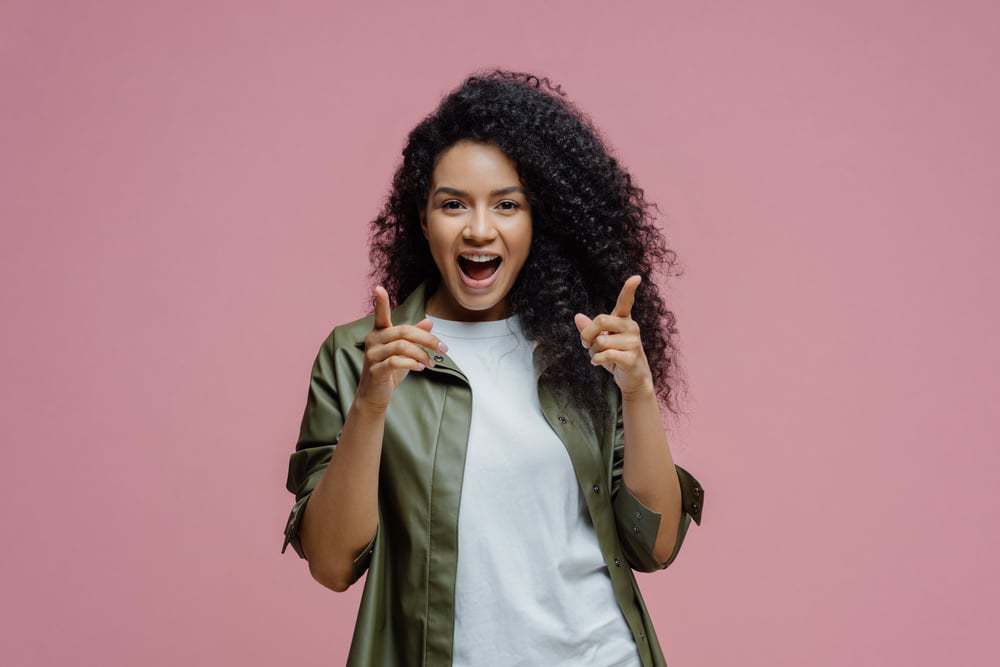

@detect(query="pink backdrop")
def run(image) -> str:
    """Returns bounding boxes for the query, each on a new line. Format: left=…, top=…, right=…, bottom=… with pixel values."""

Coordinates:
left=3, top=1, right=997, bottom=665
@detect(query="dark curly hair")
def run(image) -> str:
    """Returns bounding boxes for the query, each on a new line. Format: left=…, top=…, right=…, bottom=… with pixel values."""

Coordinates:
left=365, top=68, right=688, bottom=428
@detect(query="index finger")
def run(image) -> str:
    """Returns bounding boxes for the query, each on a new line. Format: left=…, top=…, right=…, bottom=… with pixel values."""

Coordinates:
left=373, top=285, right=393, bottom=330
left=612, top=275, right=641, bottom=319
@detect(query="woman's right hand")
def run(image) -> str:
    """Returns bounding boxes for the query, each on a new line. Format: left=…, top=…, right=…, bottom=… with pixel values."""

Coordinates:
left=354, top=285, right=447, bottom=412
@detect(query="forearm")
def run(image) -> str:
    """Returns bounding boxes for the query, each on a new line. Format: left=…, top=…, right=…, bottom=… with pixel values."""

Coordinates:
left=300, top=398, right=384, bottom=590
left=621, top=385, right=683, bottom=565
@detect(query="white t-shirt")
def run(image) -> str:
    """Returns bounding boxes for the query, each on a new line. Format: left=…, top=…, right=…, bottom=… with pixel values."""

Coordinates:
left=425, top=312, right=642, bottom=667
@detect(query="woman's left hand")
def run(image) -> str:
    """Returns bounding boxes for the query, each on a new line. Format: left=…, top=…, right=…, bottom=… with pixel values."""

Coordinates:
left=574, top=275, right=655, bottom=399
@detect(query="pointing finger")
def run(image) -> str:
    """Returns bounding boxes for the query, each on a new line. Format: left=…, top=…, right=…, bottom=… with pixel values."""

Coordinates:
left=373, top=285, right=393, bottom=330
left=612, top=275, right=641, bottom=319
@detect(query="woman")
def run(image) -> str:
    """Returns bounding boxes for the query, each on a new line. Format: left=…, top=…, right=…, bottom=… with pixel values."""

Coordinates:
left=281, top=69, right=705, bottom=667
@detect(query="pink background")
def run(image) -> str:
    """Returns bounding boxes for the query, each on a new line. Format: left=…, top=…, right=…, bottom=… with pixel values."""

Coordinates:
left=3, top=1, right=998, bottom=665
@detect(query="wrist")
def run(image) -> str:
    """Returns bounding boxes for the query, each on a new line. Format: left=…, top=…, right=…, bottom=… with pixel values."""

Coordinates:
left=352, top=396, right=388, bottom=418
left=622, top=381, right=656, bottom=402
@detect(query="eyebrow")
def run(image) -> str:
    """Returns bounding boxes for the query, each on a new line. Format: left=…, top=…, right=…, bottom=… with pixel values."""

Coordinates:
left=432, top=186, right=527, bottom=198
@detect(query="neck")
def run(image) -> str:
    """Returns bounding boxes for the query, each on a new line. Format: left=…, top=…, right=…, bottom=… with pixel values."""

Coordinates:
left=426, top=286, right=510, bottom=322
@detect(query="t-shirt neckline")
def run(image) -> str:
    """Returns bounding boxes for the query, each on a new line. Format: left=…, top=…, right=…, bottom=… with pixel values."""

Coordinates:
left=424, top=312, right=522, bottom=339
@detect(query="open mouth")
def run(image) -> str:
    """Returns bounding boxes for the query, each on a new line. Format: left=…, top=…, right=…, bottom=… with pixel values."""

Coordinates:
left=457, top=255, right=503, bottom=285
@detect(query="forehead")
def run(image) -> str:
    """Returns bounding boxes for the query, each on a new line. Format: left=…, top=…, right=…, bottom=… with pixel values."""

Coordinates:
left=431, top=141, right=521, bottom=190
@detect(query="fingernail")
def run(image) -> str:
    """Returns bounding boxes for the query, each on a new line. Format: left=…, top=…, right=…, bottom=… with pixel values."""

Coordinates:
left=416, top=362, right=426, bottom=370
left=438, top=341, right=449, bottom=352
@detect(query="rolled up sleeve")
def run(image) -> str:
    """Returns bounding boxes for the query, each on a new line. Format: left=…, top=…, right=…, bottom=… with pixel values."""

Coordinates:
left=610, top=396, right=704, bottom=573
left=281, top=330, right=376, bottom=583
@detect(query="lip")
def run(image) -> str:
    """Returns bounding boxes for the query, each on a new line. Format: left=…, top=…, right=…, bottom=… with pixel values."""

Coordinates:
left=456, top=255, right=503, bottom=291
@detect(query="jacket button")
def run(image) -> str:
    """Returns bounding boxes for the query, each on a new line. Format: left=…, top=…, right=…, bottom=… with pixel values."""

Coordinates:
left=639, top=632, right=646, bottom=641
left=592, top=484, right=601, bottom=494
left=558, top=415, right=567, bottom=423
left=691, top=501, right=699, bottom=512
left=633, top=525, right=640, bottom=534
left=614, top=557, right=622, bottom=567
left=432, top=354, right=444, bottom=362
left=635, top=512, right=641, bottom=518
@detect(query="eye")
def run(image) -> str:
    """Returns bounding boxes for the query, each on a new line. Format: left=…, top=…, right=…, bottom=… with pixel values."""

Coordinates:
left=441, top=200, right=520, bottom=211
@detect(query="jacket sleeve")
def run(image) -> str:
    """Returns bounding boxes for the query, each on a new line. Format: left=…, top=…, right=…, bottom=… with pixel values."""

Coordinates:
left=610, top=394, right=704, bottom=573
left=281, top=330, right=377, bottom=584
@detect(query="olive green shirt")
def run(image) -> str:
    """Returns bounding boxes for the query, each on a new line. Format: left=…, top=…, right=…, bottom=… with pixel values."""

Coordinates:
left=282, top=278, right=705, bottom=666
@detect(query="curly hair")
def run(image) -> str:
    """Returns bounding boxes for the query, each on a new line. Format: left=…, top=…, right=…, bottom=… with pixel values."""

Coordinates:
left=365, top=68, right=688, bottom=428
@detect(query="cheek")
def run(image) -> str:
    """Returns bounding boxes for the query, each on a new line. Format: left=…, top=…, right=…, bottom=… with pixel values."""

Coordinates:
left=513, top=225, right=533, bottom=260
left=424, top=224, right=451, bottom=255
left=426, top=226, right=461, bottom=272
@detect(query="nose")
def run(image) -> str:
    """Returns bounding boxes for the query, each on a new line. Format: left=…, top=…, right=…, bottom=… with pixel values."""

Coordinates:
left=463, top=207, right=498, bottom=241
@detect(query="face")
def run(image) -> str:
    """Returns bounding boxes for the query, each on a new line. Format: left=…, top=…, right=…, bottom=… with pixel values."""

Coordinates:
left=420, top=140, right=533, bottom=321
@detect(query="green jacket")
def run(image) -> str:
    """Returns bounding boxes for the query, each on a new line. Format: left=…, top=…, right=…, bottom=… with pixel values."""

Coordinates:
left=282, top=278, right=705, bottom=666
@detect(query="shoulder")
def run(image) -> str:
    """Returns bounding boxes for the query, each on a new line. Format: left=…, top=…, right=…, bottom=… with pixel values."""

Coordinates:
left=306, top=313, right=376, bottom=390
left=316, top=311, right=375, bottom=355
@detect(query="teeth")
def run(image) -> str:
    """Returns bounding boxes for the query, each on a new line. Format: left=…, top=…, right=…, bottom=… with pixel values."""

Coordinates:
left=460, top=254, right=500, bottom=262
